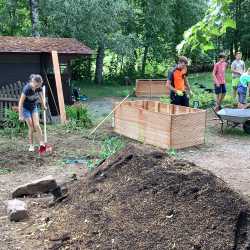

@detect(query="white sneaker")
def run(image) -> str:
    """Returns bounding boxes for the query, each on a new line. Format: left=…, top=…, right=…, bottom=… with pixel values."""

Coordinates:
left=28, top=145, right=35, bottom=152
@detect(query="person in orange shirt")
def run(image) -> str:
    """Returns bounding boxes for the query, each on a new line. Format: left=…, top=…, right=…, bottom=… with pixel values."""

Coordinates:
left=167, top=56, right=192, bottom=107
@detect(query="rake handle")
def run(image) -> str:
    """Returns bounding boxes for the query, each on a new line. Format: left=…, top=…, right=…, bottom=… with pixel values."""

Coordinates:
left=89, top=94, right=129, bottom=136
left=43, top=85, right=47, bottom=143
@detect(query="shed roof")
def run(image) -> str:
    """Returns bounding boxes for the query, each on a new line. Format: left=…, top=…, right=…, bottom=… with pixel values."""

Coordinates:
left=0, top=36, right=92, bottom=55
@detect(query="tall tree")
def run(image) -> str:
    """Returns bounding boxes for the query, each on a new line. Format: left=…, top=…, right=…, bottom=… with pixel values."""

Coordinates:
left=0, top=0, right=31, bottom=36
left=130, top=0, right=174, bottom=76
left=40, top=0, right=131, bottom=84
left=177, top=0, right=236, bottom=54
left=29, top=0, right=40, bottom=37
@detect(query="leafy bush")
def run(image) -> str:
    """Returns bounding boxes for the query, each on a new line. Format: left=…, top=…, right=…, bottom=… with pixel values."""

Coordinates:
left=99, top=136, right=125, bottom=159
left=0, top=109, right=27, bottom=137
left=223, top=95, right=237, bottom=106
left=65, top=105, right=93, bottom=129
left=190, top=89, right=214, bottom=108
left=160, top=95, right=171, bottom=104
left=87, top=136, right=125, bottom=171
left=160, top=90, right=215, bottom=109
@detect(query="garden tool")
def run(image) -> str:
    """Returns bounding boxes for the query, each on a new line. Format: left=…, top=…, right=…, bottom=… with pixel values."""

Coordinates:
left=176, top=90, right=184, bottom=96
left=38, top=85, right=53, bottom=155
left=89, top=94, right=130, bottom=136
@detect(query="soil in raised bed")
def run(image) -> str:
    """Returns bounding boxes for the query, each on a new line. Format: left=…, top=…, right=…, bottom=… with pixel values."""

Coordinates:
left=44, top=144, right=250, bottom=250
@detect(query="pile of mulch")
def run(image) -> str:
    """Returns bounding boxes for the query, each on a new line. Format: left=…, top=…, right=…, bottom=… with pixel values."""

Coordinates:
left=43, top=144, right=250, bottom=250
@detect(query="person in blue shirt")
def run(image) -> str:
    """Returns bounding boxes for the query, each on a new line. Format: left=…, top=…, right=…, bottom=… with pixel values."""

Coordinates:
left=237, top=68, right=250, bottom=109
left=18, top=74, right=46, bottom=152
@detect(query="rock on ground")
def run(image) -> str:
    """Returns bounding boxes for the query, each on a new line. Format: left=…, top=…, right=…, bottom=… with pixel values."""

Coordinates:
left=6, top=199, right=28, bottom=222
left=12, top=175, right=57, bottom=198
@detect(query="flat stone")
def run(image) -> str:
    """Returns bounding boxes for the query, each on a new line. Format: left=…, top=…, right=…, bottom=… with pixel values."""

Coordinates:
left=6, top=199, right=28, bottom=222
left=12, top=175, right=57, bottom=198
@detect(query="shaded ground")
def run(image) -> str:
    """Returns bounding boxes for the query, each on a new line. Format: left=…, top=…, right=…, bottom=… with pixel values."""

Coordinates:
left=0, top=97, right=249, bottom=249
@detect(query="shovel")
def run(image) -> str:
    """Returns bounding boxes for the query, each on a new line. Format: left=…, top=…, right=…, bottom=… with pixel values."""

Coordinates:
left=39, top=85, right=53, bottom=155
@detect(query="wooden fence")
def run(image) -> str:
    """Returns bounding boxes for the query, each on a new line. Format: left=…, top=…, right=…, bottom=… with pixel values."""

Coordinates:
left=0, top=82, right=51, bottom=122
left=0, top=81, right=25, bottom=120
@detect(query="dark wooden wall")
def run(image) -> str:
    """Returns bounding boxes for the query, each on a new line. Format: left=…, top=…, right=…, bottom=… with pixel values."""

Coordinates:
left=0, top=52, right=89, bottom=115
left=0, top=53, right=41, bottom=87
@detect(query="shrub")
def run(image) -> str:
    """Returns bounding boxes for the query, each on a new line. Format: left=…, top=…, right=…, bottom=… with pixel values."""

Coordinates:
left=0, top=109, right=27, bottom=137
left=87, top=136, right=125, bottom=171
left=65, top=104, right=93, bottom=129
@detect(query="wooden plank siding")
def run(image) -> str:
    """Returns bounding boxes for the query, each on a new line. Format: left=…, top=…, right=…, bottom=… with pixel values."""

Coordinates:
left=135, top=79, right=169, bottom=97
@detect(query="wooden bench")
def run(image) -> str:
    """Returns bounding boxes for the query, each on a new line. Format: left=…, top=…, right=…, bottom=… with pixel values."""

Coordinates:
left=135, top=79, right=169, bottom=97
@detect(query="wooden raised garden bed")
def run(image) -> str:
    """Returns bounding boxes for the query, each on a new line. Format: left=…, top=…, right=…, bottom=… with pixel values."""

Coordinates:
left=113, top=100, right=206, bottom=149
left=135, top=79, right=169, bottom=97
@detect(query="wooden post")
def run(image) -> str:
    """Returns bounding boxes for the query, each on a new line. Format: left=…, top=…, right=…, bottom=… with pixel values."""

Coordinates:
left=51, top=51, right=66, bottom=124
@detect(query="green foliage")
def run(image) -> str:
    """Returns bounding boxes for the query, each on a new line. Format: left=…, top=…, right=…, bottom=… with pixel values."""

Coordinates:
left=167, top=148, right=177, bottom=156
left=177, top=0, right=235, bottom=54
left=0, top=167, right=12, bottom=175
left=0, top=0, right=31, bottom=35
left=65, top=105, right=93, bottom=129
left=160, top=96, right=171, bottom=104
left=87, top=136, right=125, bottom=171
left=190, top=89, right=214, bottom=108
left=99, top=136, right=125, bottom=159
left=0, top=109, right=27, bottom=137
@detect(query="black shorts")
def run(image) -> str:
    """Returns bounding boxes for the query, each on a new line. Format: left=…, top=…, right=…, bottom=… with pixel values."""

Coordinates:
left=214, top=84, right=226, bottom=94
left=170, top=92, right=189, bottom=107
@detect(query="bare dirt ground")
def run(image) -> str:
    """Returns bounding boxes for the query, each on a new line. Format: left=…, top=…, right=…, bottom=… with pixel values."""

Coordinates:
left=0, top=97, right=249, bottom=249
left=179, top=116, right=250, bottom=201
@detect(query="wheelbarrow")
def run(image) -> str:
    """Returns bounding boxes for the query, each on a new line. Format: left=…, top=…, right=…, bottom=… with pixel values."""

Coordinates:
left=212, top=108, right=250, bottom=134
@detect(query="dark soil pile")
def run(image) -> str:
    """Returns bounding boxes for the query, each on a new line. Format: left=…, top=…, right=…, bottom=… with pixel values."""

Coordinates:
left=44, top=144, right=250, bottom=250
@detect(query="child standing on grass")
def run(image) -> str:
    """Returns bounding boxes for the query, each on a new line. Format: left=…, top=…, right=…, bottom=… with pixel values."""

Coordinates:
left=212, top=53, right=227, bottom=111
left=18, top=74, right=46, bottom=152
left=237, top=68, right=250, bottom=109
left=231, top=52, right=245, bottom=99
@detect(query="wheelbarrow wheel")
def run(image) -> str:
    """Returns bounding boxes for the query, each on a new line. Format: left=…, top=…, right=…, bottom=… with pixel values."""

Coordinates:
left=243, top=120, right=250, bottom=134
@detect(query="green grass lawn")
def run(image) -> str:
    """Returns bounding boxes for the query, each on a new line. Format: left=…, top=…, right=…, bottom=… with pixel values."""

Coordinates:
left=74, top=80, right=134, bottom=98
left=188, top=70, right=233, bottom=92
left=76, top=70, right=235, bottom=99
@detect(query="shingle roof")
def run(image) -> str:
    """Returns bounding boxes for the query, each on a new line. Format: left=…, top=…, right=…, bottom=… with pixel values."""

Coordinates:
left=0, top=36, right=92, bottom=55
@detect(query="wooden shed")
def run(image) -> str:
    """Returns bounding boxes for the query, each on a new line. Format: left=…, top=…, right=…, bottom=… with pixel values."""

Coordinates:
left=0, top=36, right=92, bottom=122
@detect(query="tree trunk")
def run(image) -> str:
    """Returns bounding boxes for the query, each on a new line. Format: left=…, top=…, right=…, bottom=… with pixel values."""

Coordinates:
left=95, top=44, right=105, bottom=84
left=29, top=0, right=40, bottom=37
left=141, top=46, right=149, bottom=77
left=87, top=57, right=92, bottom=80
left=234, top=0, right=241, bottom=52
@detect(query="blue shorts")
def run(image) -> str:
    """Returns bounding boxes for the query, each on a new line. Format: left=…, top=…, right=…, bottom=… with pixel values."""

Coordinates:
left=237, top=85, right=247, bottom=104
left=238, top=92, right=246, bottom=104
left=214, top=84, right=226, bottom=95
left=22, top=106, right=39, bottom=120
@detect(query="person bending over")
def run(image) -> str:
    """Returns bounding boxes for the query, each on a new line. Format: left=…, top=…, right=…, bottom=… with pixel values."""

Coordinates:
left=18, top=74, right=46, bottom=152
left=167, top=56, right=192, bottom=107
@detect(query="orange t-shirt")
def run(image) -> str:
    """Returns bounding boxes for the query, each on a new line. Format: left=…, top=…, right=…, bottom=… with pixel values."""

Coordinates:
left=168, top=66, right=187, bottom=92
left=172, top=67, right=187, bottom=91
